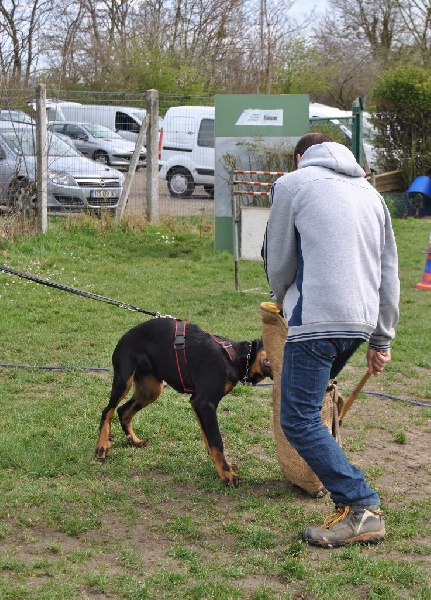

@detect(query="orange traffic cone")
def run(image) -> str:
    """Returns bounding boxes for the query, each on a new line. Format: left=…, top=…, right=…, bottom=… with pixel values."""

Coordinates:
left=416, top=233, right=431, bottom=291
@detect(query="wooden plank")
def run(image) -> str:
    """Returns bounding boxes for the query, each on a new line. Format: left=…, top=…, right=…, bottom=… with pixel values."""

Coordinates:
left=367, top=170, right=404, bottom=193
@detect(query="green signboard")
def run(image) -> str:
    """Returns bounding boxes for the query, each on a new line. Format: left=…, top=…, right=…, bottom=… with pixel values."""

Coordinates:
left=214, top=94, right=309, bottom=252
left=215, top=94, right=309, bottom=138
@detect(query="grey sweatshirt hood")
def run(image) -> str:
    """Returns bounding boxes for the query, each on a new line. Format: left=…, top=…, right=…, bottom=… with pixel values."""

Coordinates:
left=298, top=141, right=366, bottom=178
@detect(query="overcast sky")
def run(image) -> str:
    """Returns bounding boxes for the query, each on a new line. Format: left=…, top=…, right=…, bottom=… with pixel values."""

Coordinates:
left=290, top=0, right=328, bottom=18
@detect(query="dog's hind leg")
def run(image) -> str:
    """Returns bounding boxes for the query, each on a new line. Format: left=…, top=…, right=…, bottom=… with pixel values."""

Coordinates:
left=96, top=372, right=134, bottom=460
left=117, top=374, right=164, bottom=447
left=190, top=394, right=239, bottom=488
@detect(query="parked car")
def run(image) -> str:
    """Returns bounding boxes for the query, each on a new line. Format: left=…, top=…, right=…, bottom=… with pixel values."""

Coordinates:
left=47, top=121, right=145, bottom=169
left=0, top=109, right=35, bottom=125
left=0, top=122, right=124, bottom=214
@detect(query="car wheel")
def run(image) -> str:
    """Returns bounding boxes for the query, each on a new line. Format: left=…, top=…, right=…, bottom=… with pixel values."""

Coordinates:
left=167, top=168, right=195, bottom=198
left=7, top=178, right=37, bottom=213
left=204, top=185, right=214, bottom=198
left=93, top=150, right=110, bottom=165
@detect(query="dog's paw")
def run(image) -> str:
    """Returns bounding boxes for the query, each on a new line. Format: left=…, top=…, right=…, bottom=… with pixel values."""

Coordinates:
left=95, top=434, right=113, bottom=460
left=228, top=463, right=240, bottom=487
left=95, top=445, right=109, bottom=460
left=223, top=470, right=240, bottom=488
left=214, top=456, right=240, bottom=488
left=126, top=434, right=148, bottom=448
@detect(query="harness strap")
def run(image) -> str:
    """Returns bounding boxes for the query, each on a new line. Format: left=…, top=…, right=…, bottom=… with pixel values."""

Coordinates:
left=211, top=335, right=241, bottom=365
left=173, top=319, right=195, bottom=393
left=173, top=321, right=244, bottom=393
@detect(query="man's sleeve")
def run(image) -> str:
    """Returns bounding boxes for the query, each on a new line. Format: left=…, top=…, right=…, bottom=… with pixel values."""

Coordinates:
left=369, top=204, right=400, bottom=348
left=263, top=181, right=298, bottom=305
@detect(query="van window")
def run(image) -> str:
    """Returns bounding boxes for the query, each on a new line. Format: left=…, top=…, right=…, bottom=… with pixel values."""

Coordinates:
left=115, top=111, right=140, bottom=133
left=197, top=118, right=214, bottom=148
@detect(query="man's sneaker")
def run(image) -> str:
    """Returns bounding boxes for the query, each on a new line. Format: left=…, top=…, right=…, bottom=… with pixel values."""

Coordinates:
left=303, top=505, right=385, bottom=548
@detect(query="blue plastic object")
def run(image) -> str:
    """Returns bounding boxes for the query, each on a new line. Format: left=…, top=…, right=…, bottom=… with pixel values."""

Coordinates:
left=407, top=175, right=431, bottom=199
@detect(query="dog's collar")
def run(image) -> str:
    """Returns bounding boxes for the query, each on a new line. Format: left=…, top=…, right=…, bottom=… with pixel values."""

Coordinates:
left=241, top=341, right=253, bottom=384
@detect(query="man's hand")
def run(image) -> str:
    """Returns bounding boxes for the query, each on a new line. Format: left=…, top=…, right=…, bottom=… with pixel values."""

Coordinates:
left=367, top=348, right=391, bottom=375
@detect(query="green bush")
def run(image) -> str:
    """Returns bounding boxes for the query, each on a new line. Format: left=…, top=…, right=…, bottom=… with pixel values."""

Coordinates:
left=371, top=67, right=431, bottom=186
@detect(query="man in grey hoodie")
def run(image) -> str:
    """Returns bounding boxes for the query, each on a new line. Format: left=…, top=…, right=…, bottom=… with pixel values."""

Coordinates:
left=263, top=132, right=400, bottom=548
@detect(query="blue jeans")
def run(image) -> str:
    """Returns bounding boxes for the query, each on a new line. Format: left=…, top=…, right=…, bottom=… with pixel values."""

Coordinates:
left=280, top=338, right=380, bottom=507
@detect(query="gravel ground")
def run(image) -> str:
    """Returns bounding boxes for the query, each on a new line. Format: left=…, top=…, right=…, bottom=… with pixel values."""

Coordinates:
left=125, top=169, right=214, bottom=218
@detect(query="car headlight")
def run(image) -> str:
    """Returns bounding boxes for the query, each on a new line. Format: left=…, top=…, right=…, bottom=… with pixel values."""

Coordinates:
left=48, top=170, right=78, bottom=187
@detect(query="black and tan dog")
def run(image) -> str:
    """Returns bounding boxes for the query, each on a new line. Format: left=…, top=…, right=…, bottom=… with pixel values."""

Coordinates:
left=95, top=317, right=272, bottom=487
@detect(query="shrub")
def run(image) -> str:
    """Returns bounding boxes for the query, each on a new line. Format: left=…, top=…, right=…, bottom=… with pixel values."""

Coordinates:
left=371, top=67, right=431, bottom=186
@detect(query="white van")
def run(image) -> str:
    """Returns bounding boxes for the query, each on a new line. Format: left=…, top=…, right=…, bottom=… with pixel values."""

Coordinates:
left=46, top=103, right=147, bottom=145
left=158, top=106, right=215, bottom=198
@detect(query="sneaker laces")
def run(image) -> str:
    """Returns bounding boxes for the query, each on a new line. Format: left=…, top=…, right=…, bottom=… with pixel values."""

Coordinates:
left=322, top=506, right=350, bottom=528
left=322, top=505, right=384, bottom=530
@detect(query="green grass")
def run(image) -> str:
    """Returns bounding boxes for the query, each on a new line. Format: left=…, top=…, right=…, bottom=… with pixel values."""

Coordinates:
left=0, top=213, right=430, bottom=599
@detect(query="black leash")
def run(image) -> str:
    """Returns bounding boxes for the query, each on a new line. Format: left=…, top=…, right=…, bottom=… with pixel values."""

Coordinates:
left=0, top=362, right=111, bottom=372
left=1, top=264, right=260, bottom=387
left=0, top=264, right=171, bottom=317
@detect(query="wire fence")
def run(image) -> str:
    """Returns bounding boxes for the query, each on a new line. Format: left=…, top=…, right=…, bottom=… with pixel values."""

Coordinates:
left=0, top=88, right=216, bottom=221
left=1, top=87, right=418, bottom=223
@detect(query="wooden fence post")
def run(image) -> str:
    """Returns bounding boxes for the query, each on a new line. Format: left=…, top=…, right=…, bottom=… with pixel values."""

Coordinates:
left=35, top=83, right=48, bottom=233
left=146, top=89, right=159, bottom=224
left=115, top=115, right=148, bottom=225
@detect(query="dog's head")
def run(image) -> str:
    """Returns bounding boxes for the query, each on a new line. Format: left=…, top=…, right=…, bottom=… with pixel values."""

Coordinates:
left=248, top=340, right=272, bottom=385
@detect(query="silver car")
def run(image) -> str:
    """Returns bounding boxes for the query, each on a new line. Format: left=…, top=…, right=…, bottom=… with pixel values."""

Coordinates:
left=0, top=122, right=124, bottom=213
left=48, top=121, right=145, bottom=169
left=0, top=108, right=35, bottom=125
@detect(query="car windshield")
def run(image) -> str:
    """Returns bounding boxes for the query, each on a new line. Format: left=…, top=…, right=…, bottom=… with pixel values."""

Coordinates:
left=0, top=128, right=81, bottom=157
left=81, top=123, right=123, bottom=140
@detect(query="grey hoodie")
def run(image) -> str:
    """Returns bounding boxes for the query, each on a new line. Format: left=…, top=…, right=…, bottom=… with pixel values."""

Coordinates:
left=263, top=142, right=400, bottom=349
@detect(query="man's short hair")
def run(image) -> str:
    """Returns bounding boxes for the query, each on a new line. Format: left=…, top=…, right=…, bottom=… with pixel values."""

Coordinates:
left=294, top=132, right=334, bottom=168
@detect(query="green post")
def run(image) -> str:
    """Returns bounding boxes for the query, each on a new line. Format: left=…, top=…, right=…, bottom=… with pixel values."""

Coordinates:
left=351, top=97, right=364, bottom=167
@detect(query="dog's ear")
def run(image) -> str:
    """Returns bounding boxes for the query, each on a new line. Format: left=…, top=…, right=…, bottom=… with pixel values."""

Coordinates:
left=252, top=339, right=264, bottom=352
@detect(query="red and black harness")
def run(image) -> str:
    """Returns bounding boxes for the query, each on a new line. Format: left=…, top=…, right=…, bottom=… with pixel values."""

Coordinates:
left=173, top=319, right=246, bottom=393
